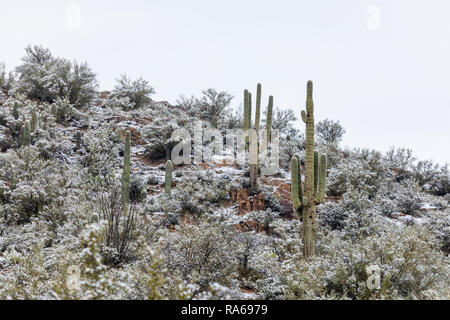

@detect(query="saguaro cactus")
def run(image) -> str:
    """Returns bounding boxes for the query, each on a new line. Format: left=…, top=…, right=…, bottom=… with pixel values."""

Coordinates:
left=13, top=103, right=19, bottom=120
left=290, top=81, right=328, bottom=258
left=121, top=130, right=131, bottom=208
left=302, top=81, right=316, bottom=258
left=255, top=83, right=261, bottom=130
left=22, top=120, right=31, bottom=146
left=165, top=160, right=173, bottom=196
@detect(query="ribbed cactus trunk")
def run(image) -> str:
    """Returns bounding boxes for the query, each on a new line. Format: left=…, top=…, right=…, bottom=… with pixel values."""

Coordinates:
left=249, top=128, right=258, bottom=187
left=248, top=92, right=252, bottom=130
left=302, top=81, right=316, bottom=258
left=266, top=96, right=273, bottom=142
left=121, top=130, right=131, bottom=209
left=255, top=83, right=261, bottom=130
left=165, top=160, right=172, bottom=196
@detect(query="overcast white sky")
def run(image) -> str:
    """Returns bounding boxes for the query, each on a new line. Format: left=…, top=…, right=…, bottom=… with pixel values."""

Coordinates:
left=1, top=0, right=449, bottom=164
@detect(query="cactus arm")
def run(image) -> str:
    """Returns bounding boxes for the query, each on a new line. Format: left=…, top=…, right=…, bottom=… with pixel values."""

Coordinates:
left=243, top=90, right=249, bottom=131
left=301, top=110, right=307, bottom=123
left=255, top=83, right=261, bottom=130
left=266, top=96, right=273, bottom=141
left=290, top=157, right=302, bottom=209
left=302, top=196, right=309, bottom=207
left=293, top=153, right=303, bottom=200
left=314, top=150, right=319, bottom=196
left=248, top=92, right=252, bottom=129
left=317, top=154, right=327, bottom=204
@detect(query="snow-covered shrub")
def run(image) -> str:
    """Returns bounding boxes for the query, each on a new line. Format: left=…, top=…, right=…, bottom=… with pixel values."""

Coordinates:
left=14, top=45, right=98, bottom=108
left=143, top=118, right=180, bottom=160
left=284, top=219, right=449, bottom=299
left=129, top=174, right=147, bottom=203
left=193, top=88, right=233, bottom=127
left=393, top=179, right=425, bottom=216
left=316, top=118, right=346, bottom=145
left=85, top=127, right=121, bottom=176
left=0, top=147, right=68, bottom=224
left=318, top=201, right=347, bottom=230
left=427, top=213, right=450, bottom=254
left=427, top=165, right=450, bottom=196
left=94, top=188, right=140, bottom=266
left=327, top=150, right=389, bottom=198
left=163, top=223, right=239, bottom=290
left=112, top=74, right=154, bottom=110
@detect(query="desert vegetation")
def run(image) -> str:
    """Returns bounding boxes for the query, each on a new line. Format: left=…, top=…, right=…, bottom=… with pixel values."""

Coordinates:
left=0, top=46, right=448, bottom=300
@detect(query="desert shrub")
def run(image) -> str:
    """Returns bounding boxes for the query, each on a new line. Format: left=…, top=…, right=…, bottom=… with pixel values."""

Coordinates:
left=143, top=119, right=180, bottom=160
left=385, top=147, right=416, bottom=180
left=0, top=147, right=68, bottom=225
left=316, top=118, right=346, bottom=145
left=163, top=223, right=239, bottom=290
left=284, top=218, right=449, bottom=300
left=112, top=74, right=154, bottom=110
left=95, top=190, right=138, bottom=266
left=14, top=45, right=98, bottom=108
left=318, top=201, right=347, bottom=231
left=393, top=179, right=425, bottom=216
left=194, top=88, right=233, bottom=127
left=85, top=127, right=121, bottom=176
left=327, top=150, right=389, bottom=198
left=427, top=213, right=450, bottom=254
left=427, top=165, right=450, bottom=196
left=129, top=174, right=147, bottom=203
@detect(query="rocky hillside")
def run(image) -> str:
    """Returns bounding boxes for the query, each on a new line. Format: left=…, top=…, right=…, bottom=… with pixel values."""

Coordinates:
left=0, top=46, right=448, bottom=300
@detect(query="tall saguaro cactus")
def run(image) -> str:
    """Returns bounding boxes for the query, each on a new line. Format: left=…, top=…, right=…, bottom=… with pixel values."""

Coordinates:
left=302, top=81, right=316, bottom=257
left=255, top=83, right=261, bottom=130
left=165, top=160, right=173, bottom=196
left=121, top=130, right=131, bottom=208
left=290, top=81, right=328, bottom=258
